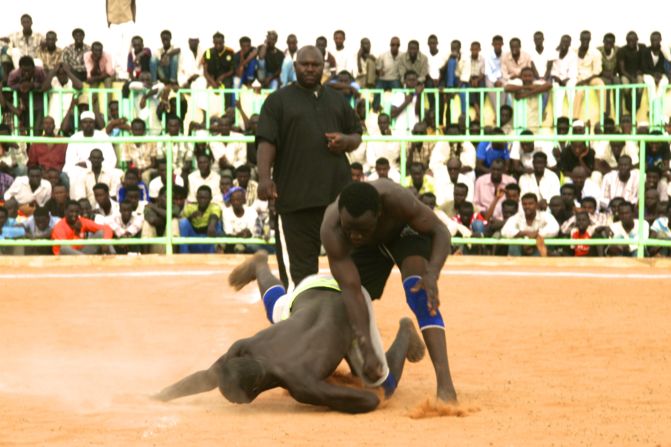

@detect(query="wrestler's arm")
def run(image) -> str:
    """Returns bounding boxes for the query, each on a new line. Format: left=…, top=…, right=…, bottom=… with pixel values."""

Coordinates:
left=285, top=377, right=380, bottom=414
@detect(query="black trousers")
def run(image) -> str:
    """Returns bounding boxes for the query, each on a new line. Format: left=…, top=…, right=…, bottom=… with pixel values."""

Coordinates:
left=274, top=206, right=327, bottom=289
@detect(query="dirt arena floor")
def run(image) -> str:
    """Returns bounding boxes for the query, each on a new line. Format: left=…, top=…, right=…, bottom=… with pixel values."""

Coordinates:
left=1, top=255, right=670, bottom=446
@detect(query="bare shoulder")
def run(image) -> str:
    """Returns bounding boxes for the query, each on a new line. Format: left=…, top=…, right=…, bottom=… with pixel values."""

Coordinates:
left=369, top=180, right=417, bottom=215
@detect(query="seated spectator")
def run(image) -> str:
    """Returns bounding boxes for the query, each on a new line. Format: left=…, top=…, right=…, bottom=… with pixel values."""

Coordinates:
left=501, top=193, right=559, bottom=256
left=567, top=166, right=602, bottom=205
left=473, top=158, right=516, bottom=214
left=455, top=201, right=487, bottom=236
left=483, top=182, right=521, bottom=222
left=217, top=175, right=234, bottom=206
left=44, top=63, right=84, bottom=128
left=279, top=34, right=298, bottom=86
left=390, top=70, right=423, bottom=133
left=91, top=182, right=119, bottom=226
left=23, top=206, right=59, bottom=254
left=157, top=115, right=193, bottom=178
left=44, top=182, right=68, bottom=218
left=350, top=162, right=364, bottom=182
left=104, top=100, right=131, bottom=137
left=604, top=201, right=648, bottom=257
left=600, top=155, right=639, bottom=210
left=509, top=129, right=556, bottom=176
left=72, top=149, right=121, bottom=207
left=355, top=37, right=376, bottom=88
left=518, top=152, right=561, bottom=208
left=504, top=67, right=551, bottom=130
left=210, top=116, right=246, bottom=174
left=3, top=165, right=51, bottom=216
left=644, top=188, right=662, bottom=225
left=365, top=113, right=402, bottom=174
left=456, top=41, right=486, bottom=118
left=64, top=111, right=117, bottom=185
left=328, top=70, right=360, bottom=102
left=188, top=153, right=221, bottom=203
left=570, top=210, right=601, bottom=257
left=439, top=182, right=469, bottom=218
left=649, top=202, right=671, bottom=256
left=434, top=157, right=474, bottom=207
left=645, top=130, right=670, bottom=173
left=429, top=124, right=477, bottom=182
left=148, top=159, right=185, bottom=202
left=78, top=198, right=95, bottom=220
left=559, top=139, right=596, bottom=177
left=419, top=192, right=471, bottom=238
left=475, top=128, right=510, bottom=175
left=51, top=199, right=114, bottom=255
left=593, top=134, right=639, bottom=182
left=257, top=31, right=284, bottom=89
left=401, top=162, right=435, bottom=196
left=127, top=35, right=152, bottom=82
left=573, top=31, right=606, bottom=122
left=179, top=185, right=223, bottom=254
left=222, top=187, right=258, bottom=253
left=484, top=198, right=519, bottom=244
left=203, top=32, right=235, bottom=112
left=124, top=184, right=148, bottom=216
left=0, top=205, right=26, bottom=240
left=27, top=117, right=68, bottom=175
left=232, top=164, right=258, bottom=207
left=0, top=124, right=29, bottom=179
left=561, top=196, right=609, bottom=235
left=142, top=185, right=186, bottom=254
left=109, top=199, right=144, bottom=253
left=233, top=36, right=258, bottom=88
left=367, top=157, right=401, bottom=183
left=62, top=28, right=90, bottom=81
left=83, top=41, right=116, bottom=106
left=116, top=168, right=149, bottom=203
left=152, top=30, right=181, bottom=86
left=119, top=118, right=158, bottom=184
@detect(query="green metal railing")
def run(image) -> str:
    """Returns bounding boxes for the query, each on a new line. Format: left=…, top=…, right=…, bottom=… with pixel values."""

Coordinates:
left=1, top=133, right=669, bottom=258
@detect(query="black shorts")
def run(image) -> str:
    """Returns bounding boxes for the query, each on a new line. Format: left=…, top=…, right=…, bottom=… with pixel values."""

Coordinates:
left=351, top=226, right=432, bottom=300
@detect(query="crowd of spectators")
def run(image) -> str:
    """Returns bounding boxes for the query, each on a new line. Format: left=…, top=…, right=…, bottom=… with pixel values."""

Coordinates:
left=0, top=12, right=670, bottom=256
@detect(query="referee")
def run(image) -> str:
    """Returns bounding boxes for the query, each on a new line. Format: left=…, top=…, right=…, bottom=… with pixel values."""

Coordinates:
left=256, top=45, right=362, bottom=289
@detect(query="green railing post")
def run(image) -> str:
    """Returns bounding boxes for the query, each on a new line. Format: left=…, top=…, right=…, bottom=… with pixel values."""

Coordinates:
left=165, top=141, right=174, bottom=255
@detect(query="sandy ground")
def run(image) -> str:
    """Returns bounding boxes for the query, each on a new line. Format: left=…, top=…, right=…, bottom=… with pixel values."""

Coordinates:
left=0, top=255, right=670, bottom=446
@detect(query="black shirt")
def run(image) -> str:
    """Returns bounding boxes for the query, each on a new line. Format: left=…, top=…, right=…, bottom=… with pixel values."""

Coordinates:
left=264, top=47, right=285, bottom=76
left=617, top=44, right=645, bottom=76
left=641, top=47, right=668, bottom=75
left=256, top=84, right=362, bottom=213
left=205, top=47, right=235, bottom=81
left=560, top=145, right=595, bottom=174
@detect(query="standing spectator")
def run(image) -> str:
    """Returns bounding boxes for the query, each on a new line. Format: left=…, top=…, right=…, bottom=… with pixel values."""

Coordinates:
left=331, top=30, right=356, bottom=76
left=315, top=36, right=337, bottom=83
left=203, top=32, right=235, bottom=111
left=600, top=155, right=639, bottom=210
left=457, top=41, right=486, bottom=119
left=84, top=41, right=116, bottom=110
left=280, top=34, right=298, bottom=86
left=501, top=37, right=532, bottom=85
left=426, top=35, right=447, bottom=88
left=6, top=14, right=44, bottom=67
left=473, top=158, right=516, bottom=213
left=3, top=165, right=51, bottom=216
left=518, top=152, right=560, bottom=207
left=641, top=32, right=670, bottom=125
left=51, top=199, right=114, bottom=255
left=255, top=45, right=362, bottom=288
left=44, top=63, right=84, bottom=129
left=618, top=31, right=645, bottom=116
left=550, top=35, right=578, bottom=120
left=233, top=36, right=258, bottom=88
left=398, top=40, right=428, bottom=84
left=573, top=30, right=605, bottom=122
left=484, top=35, right=504, bottom=114
left=373, top=37, right=403, bottom=110
left=62, top=28, right=90, bottom=81
left=355, top=38, right=376, bottom=88
left=505, top=67, right=552, bottom=130
left=37, top=31, right=63, bottom=72
left=126, top=35, right=151, bottom=82
left=501, top=192, right=559, bottom=255
left=530, top=31, right=551, bottom=80
left=178, top=185, right=223, bottom=254
left=597, top=33, right=620, bottom=118
left=390, top=71, right=423, bottom=132
left=106, top=0, right=136, bottom=79
left=257, top=31, right=284, bottom=89
left=6, top=56, right=47, bottom=134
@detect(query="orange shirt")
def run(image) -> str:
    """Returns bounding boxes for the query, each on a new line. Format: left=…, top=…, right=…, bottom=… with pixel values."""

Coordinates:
left=571, top=229, right=591, bottom=257
left=51, top=217, right=113, bottom=255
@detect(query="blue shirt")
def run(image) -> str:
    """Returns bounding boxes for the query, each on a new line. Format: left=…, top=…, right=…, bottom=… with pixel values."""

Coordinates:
left=1, top=218, right=26, bottom=239
left=476, top=141, right=510, bottom=167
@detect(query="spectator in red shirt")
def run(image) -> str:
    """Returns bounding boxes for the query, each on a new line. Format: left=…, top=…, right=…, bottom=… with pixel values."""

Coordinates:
left=571, top=210, right=595, bottom=257
left=27, top=116, right=67, bottom=172
left=51, top=199, right=114, bottom=255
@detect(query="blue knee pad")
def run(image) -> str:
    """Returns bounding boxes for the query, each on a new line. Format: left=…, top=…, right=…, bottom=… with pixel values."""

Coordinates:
left=403, top=276, right=445, bottom=330
left=381, top=372, right=398, bottom=398
left=262, top=285, right=286, bottom=323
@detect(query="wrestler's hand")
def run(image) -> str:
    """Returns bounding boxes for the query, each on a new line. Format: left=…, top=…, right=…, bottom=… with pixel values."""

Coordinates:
left=359, top=334, right=384, bottom=383
left=258, top=178, right=278, bottom=201
left=325, top=132, right=349, bottom=154
left=411, top=273, right=440, bottom=316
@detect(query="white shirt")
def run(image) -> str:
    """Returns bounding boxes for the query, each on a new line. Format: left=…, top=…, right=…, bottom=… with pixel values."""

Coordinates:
left=3, top=177, right=51, bottom=206
left=501, top=210, right=559, bottom=238
left=564, top=177, right=602, bottom=205
left=427, top=50, right=448, bottom=80
left=333, top=47, right=357, bottom=76
left=550, top=50, right=578, bottom=82
left=429, top=141, right=477, bottom=175
left=531, top=48, right=551, bottom=78
left=64, top=130, right=117, bottom=174
left=148, top=175, right=185, bottom=200
left=210, top=131, right=247, bottom=171
left=74, top=168, right=122, bottom=207
left=391, top=91, right=419, bottom=132
left=485, top=50, right=503, bottom=83
left=109, top=212, right=144, bottom=237
left=508, top=142, right=557, bottom=169
left=178, top=43, right=204, bottom=86
left=222, top=205, right=257, bottom=235
left=518, top=169, right=561, bottom=202
left=594, top=141, right=639, bottom=168
left=187, top=170, right=221, bottom=203
left=434, top=173, right=474, bottom=207
left=600, top=170, right=640, bottom=210
left=93, top=199, right=120, bottom=226
left=575, top=48, right=602, bottom=82
left=48, top=77, right=74, bottom=126
left=366, top=138, right=402, bottom=171
left=610, top=220, right=648, bottom=253
left=367, top=169, right=401, bottom=183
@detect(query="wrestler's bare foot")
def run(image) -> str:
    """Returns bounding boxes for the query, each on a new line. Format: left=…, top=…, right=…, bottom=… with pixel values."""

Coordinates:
left=229, top=250, right=268, bottom=290
left=400, top=318, right=426, bottom=363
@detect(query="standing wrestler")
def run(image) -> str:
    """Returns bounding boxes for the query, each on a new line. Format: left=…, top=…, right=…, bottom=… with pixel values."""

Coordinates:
left=321, top=180, right=458, bottom=402
left=154, top=252, right=424, bottom=413
left=255, top=45, right=362, bottom=290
